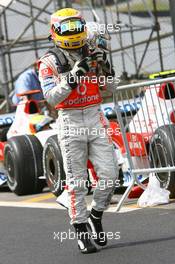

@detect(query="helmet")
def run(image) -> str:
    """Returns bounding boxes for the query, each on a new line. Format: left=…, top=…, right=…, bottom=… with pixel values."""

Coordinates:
left=86, top=22, right=110, bottom=51
left=50, top=8, right=87, bottom=49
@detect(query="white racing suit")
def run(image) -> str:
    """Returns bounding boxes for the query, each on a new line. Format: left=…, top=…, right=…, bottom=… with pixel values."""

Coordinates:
left=39, top=47, right=118, bottom=224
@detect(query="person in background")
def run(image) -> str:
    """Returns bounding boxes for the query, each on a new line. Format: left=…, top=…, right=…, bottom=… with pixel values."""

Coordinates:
left=12, top=64, right=43, bottom=105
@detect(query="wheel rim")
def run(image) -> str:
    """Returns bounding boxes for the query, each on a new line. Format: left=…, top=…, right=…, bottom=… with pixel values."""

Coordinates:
left=6, top=151, right=16, bottom=185
left=153, top=143, right=170, bottom=188
left=46, top=147, right=62, bottom=192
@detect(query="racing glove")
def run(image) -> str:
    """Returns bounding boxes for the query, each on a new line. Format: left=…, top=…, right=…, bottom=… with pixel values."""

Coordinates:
left=90, top=48, right=106, bottom=63
left=66, top=58, right=91, bottom=89
left=90, top=49, right=115, bottom=77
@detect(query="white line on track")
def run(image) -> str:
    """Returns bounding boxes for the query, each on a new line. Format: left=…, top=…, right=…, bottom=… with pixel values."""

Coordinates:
left=0, top=201, right=141, bottom=213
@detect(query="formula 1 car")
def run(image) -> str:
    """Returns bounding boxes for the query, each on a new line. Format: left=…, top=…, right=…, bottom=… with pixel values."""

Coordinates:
left=0, top=90, right=56, bottom=194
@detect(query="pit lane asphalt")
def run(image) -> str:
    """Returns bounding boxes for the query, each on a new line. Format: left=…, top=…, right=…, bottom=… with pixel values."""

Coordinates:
left=1, top=188, right=175, bottom=264
left=1, top=206, right=175, bottom=264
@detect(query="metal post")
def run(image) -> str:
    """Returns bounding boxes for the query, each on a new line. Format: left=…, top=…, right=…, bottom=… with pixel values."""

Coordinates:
left=127, top=0, right=138, bottom=76
left=58, top=0, right=63, bottom=9
left=101, top=0, right=113, bottom=67
left=0, top=17, right=10, bottom=112
left=65, top=0, right=72, bottom=7
left=29, top=0, right=39, bottom=59
left=137, top=28, right=154, bottom=75
left=153, top=0, right=164, bottom=71
left=114, top=0, right=127, bottom=76
left=3, top=11, right=14, bottom=92
left=90, top=0, right=97, bottom=22
left=169, top=0, right=175, bottom=52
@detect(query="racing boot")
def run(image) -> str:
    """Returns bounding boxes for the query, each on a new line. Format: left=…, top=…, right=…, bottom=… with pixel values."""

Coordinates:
left=73, top=223, right=97, bottom=254
left=88, top=208, right=107, bottom=246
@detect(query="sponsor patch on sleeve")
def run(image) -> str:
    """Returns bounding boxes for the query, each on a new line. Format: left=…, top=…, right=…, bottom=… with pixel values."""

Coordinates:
left=41, top=67, right=53, bottom=78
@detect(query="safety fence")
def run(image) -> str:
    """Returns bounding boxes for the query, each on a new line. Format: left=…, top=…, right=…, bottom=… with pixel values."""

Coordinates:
left=114, top=76, right=175, bottom=211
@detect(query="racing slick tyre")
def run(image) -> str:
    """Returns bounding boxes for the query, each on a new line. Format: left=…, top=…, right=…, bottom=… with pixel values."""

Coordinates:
left=43, top=135, right=66, bottom=197
left=0, top=126, right=10, bottom=142
left=149, top=125, right=175, bottom=198
left=4, top=135, right=44, bottom=195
